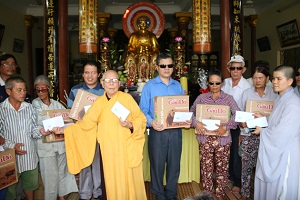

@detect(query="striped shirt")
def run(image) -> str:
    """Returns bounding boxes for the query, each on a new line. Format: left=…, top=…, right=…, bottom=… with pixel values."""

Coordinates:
left=0, top=98, right=41, bottom=173
left=190, top=91, right=240, bottom=145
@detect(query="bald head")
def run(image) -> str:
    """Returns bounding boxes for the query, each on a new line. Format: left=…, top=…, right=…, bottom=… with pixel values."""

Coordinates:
left=101, top=70, right=120, bottom=98
left=102, top=70, right=119, bottom=80
left=274, top=65, right=294, bottom=80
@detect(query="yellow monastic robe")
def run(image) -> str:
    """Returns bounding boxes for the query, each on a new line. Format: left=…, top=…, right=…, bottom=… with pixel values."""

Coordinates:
left=64, top=91, right=147, bottom=200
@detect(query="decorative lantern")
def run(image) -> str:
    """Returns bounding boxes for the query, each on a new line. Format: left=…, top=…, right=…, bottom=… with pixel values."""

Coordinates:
left=79, top=0, right=98, bottom=54
left=193, top=0, right=212, bottom=54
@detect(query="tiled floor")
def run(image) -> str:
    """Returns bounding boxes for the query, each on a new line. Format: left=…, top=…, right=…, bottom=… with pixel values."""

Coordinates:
left=34, top=173, right=253, bottom=199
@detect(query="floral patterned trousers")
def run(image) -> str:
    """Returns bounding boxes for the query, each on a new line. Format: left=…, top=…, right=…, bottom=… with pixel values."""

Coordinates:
left=200, top=136, right=231, bottom=198
left=240, top=134, right=260, bottom=197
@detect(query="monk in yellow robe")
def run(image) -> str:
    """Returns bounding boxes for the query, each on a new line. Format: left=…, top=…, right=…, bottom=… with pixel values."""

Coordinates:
left=53, top=70, right=147, bottom=200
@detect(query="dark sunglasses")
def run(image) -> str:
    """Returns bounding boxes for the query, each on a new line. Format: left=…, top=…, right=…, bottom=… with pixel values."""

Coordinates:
left=35, top=88, right=48, bottom=93
left=296, top=71, right=300, bottom=76
left=229, top=67, right=243, bottom=71
left=159, top=64, right=174, bottom=68
left=208, top=82, right=221, bottom=86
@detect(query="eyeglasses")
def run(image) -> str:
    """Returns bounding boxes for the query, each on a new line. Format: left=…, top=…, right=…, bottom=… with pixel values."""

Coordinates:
left=35, top=88, right=48, bottom=93
left=103, top=78, right=119, bottom=83
left=296, top=72, right=300, bottom=76
left=229, top=67, right=243, bottom=71
left=159, top=64, right=174, bottom=68
left=208, top=82, right=221, bottom=86
left=1, top=62, right=18, bottom=67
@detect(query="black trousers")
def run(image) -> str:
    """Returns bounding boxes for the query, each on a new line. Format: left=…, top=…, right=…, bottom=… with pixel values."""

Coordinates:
left=148, top=128, right=182, bottom=200
left=229, top=127, right=242, bottom=188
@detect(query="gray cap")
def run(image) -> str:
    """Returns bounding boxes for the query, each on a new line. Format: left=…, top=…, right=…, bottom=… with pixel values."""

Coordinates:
left=227, top=55, right=245, bottom=67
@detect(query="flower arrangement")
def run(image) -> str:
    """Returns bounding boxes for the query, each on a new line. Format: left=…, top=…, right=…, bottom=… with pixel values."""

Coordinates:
left=102, top=37, right=110, bottom=42
left=198, top=68, right=210, bottom=93
left=104, top=37, right=128, bottom=85
left=175, top=37, right=183, bottom=42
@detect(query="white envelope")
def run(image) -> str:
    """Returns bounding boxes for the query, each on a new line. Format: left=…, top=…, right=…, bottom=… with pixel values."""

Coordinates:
left=111, top=101, right=130, bottom=121
left=246, top=116, right=268, bottom=128
left=235, top=111, right=255, bottom=122
left=173, top=112, right=193, bottom=122
left=42, top=115, right=65, bottom=131
left=202, top=119, right=220, bottom=131
left=84, top=105, right=91, bottom=112
left=0, top=145, right=4, bottom=152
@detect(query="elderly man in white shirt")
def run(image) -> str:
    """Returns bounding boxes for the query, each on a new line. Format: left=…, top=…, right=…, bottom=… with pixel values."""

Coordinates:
left=221, top=55, right=251, bottom=194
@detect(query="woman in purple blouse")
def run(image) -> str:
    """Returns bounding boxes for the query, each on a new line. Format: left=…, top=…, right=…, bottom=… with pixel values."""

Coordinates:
left=190, top=69, right=240, bottom=200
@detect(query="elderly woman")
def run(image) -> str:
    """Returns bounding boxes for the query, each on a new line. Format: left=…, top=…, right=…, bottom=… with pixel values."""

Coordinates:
left=190, top=69, right=240, bottom=200
left=238, top=65, right=277, bottom=200
left=32, top=75, right=78, bottom=200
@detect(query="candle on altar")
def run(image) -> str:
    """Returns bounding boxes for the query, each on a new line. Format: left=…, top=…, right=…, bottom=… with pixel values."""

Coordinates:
left=180, top=77, right=188, bottom=95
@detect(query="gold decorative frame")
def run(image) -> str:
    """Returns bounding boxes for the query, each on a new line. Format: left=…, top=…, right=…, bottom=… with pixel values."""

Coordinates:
left=276, top=19, right=300, bottom=47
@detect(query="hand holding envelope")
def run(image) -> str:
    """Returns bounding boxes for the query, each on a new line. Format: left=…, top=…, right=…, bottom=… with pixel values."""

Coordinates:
left=111, top=101, right=130, bottom=121
left=42, top=115, right=65, bottom=132
left=235, top=111, right=268, bottom=136
left=201, top=119, right=220, bottom=130
left=172, top=112, right=193, bottom=123
left=196, top=119, right=228, bottom=136
left=235, top=111, right=255, bottom=122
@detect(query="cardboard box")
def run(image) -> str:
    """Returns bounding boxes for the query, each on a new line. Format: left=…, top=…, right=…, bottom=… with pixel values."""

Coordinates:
left=154, top=95, right=190, bottom=129
left=246, top=100, right=274, bottom=116
left=42, top=109, right=73, bottom=143
left=0, top=148, right=18, bottom=190
left=69, top=89, right=99, bottom=120
left=195, top=104, right=231, bottom=136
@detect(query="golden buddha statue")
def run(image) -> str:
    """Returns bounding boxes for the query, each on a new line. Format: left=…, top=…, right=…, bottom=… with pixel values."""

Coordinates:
left=125, top=16, right=160, bottom=83
left=127, top=17, right=160, bottom=57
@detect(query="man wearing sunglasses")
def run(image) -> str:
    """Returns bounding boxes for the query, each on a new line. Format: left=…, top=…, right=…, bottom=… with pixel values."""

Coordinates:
left=140, top=53, right=190, bottom=200
left=67, top=60, right=104, bottom=200
left=221, top=55, right=251, bottom=194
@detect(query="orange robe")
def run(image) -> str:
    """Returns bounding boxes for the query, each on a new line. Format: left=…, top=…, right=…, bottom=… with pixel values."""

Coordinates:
left=64, top=91, right=147, bottom=200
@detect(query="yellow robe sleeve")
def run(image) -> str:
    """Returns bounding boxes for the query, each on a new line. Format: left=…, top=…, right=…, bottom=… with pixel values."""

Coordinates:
left=64, top=91, right=146, bottom=174
left=122, top=93, right=146, bottom=168
left=64, top=100, right=100, bottom=174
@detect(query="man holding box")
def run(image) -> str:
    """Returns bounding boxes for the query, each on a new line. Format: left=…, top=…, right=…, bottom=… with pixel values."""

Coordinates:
left=53, top=70, right=147, bottom=199
left=68, top=60, right=104, bottom=200
left=0, top=76, right=48, bottom=200
left=140, top=53, right=190, bottom=200
left=221, top=55, right=251, bottom=194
